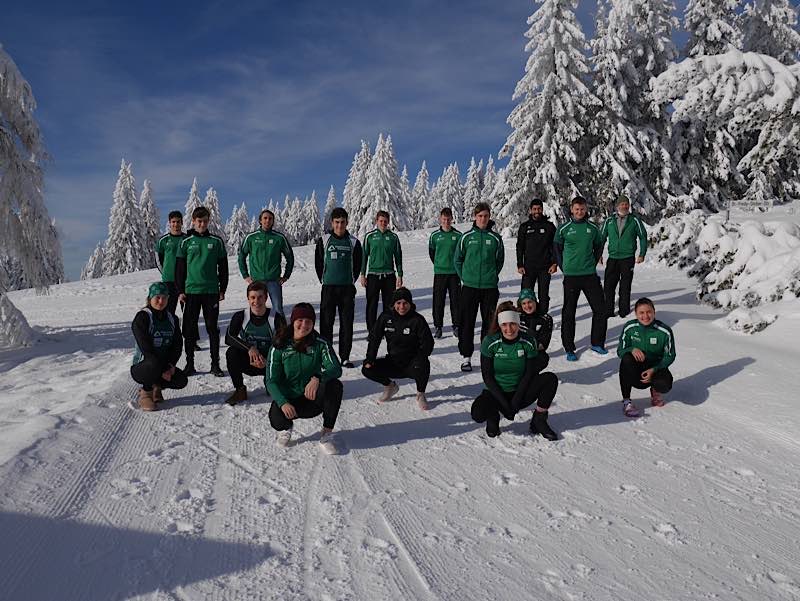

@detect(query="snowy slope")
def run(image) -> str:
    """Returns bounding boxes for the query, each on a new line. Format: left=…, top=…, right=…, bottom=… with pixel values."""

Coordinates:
left=1, top=226, right=799, bottom=601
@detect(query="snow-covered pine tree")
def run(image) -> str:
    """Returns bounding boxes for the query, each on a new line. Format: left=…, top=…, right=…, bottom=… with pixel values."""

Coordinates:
left=411, top=161, right=431, bottom=228
left=304, top=192, right=322, bottom=245
left=203, top=187, right=226, bottom=243
left=249, top=215, right=259, bottom=234
left=462, top=157, right=483, bottom=220
left=481, top=156, right=498, bottom=206
left=440, top=163, right=464, bottom=220
left=357, top=134, right=409, bottom=237
left=139, top=179, right=159, bottom=268
left=225, top=203, right=250, bottom=255
left=684, top=0, right=741, bottom=57
left=342, top=140, right=371, bottom=231
left=740, top=169, right=776, bottom=211
left=398, top=165, right=413, bottom=225
left=102, top=159, right=149, bottom=276
left=741, top=0, right=800, bottom=64
left=81, top=242, right=105, bottom=280
left=284, top=196, right=304, bottom=244
left=498, top=0, right=599, bottom=227
left=323, top=185, right=337, bottom=232
left=423, top=169, right=445, bottom=227
left=477, top=158, right=485, bottom=191
left=183, top=178, right=202, bottom=231
left=0, top=44, right=64, bottom=345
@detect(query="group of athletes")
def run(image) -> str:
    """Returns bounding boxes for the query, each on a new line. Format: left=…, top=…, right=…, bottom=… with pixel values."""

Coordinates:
left=130, top=195, right=676, bottom=454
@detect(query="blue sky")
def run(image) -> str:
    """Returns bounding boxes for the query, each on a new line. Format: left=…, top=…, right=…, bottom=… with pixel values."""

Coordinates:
left=2, top=0, right=687, bottom=279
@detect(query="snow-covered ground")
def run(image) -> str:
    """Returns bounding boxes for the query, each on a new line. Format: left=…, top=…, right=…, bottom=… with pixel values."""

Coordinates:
left=1, top=226, right=799, bottom=600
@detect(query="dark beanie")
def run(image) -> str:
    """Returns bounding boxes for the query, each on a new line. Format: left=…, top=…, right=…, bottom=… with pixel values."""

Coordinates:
left=289, top=303, right=316, bottom=324
left=392, top=287, right=413, bottom=305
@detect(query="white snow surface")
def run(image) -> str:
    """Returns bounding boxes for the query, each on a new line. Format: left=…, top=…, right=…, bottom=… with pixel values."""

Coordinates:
left=2, top=224, right=799, bottom=600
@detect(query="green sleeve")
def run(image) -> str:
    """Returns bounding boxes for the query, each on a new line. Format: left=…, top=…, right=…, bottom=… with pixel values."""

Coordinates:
left=593, top=224, right=604, bottom=250
left=617, top=327, right=632, bottom=358
left=636, top=217, right=648, bottom=257
left=554, top=225, right=564, bottom=245
left=265, top=347, right=291, bottom=406
left=394, top=234, right=403, bottom=277
left=654, top=328, right=676, bottom=370
left=282, top=236, right=295, bottom=279
left=453, top=234, right=465, bottom=280
left=360, top=233, right=370, bottom=275
left=318, top=339, right=342, bottom=382
left=238, top=236, right=250, bottom=278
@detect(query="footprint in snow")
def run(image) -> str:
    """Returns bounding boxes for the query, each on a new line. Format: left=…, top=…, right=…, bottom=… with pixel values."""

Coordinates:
left=493, top=472, right=521, bottom=486
left=618, top=484, right=640, bottom=496
left=653, top=522, right=685, bottom=545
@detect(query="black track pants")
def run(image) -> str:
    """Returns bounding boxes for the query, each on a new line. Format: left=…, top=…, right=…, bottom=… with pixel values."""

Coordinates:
left=604, top=257, right=636, bottom=318
left=366, top=274, right=396, bottom=332
left=131, top=357, right=189, bottom=391
left=458, top=286, right=499, bottom=357
left=362, top=356, right=431, bottom=392
left=319, top=284, right=356, bottom=361
left=432, top=274, right=461, bottom=328
left=560, top=274, right=608, bottom=352
left=225, top=347, right=266, bottom=389
left=470, top=372, right=558, bottom=424
left=183, top=293, right=221, bottom=363
left=268, top=379, right=344, bottom=431
left=619, top=352, right=673, bottom=399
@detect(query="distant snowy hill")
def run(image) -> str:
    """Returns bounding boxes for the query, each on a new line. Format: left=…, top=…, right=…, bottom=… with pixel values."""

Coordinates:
left=2, top=223, right=799, bottom=600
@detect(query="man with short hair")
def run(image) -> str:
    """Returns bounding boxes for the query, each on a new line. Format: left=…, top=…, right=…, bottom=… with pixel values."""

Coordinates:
left=238, top=209, right=294, bottom=318
left=360, top=210, right=403, bottom=332
left=428, top=207, right=462, bottom=339
left=315, top=207, right=363, bottom=368
left=554, top=196, right=607, bottom=361
left=454, top=202, right=504, bottom=372
left=600, top=195, right=648, bottom=318
left=176, top=206, right=228, bottom=377
left=156, top=210, right=188, bottom=315
left=516, top=199, right=557, bottom=314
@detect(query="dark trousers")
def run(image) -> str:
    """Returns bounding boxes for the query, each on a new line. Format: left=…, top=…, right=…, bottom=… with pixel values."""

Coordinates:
left=362, top=356, right=431, bottom=392
left=619, top=353, right=673, bottom=399
left=183, top=293, right=221, bottom=363
left=561, top=274, right=608, bottom=352
left=320, top=284, right=356, bottom=361
left=131, top=356, right=189, bottom=391
left=432, top=274, right=461, bottom=328
left=604, top=257, right=636, bottom=318
left=458, top=286, right=500, bottom=357
left=521, top=269, right=552, bottom=315
left=225, top=347, right=266, bottom=389
left=366, top=274, right=396, bottom=332
left=470, top=372, right=559, bottom=423
left=165, top=281, right=181, bottom=316
left=268, top=379, right=344, bottom=431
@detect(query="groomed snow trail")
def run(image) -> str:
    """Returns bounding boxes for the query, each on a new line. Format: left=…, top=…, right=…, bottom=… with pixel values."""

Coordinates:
left=2, top=231, right=799, bottom=600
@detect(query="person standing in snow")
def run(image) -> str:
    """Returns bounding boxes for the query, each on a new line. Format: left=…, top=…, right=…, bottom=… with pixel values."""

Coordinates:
left=360, top=210, right=403, bottom=332
left=470, top=301, right=559, bottom=440
left=517, top=288, right=553, bottom=353
left=554, top=196, right=607, bottom=361
left=362, top=287, right=435, bottom=411
left=237, top=208, right=294, bottom=319
left=130, top=282, right=188, bottom=411
left=516, top=199, right=557, bottom=314
left=617, top=297, right=675, bottom=418
left=267, top=303, right=344, bottom=454
left=428, top=207, right=462, bottom=340
left=454, top=202, right=505, bottom=373
left=600, top=195, right=648, bottom=319
left=175, top=206, right=228, bottom=377
left=315, top=207, right=363, bottom=369
left=155, top=210, right=188, bottom=315
left=223, top=281, right=285, bottom=406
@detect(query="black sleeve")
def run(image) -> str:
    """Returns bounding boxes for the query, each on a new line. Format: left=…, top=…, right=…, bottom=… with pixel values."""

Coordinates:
left=480, top=353, right=512, bottom=413
left=218, top=255, right=229, bottom=295
left=365, top=313, right=386, bottom=363
left=511, top=357, right=540, bottom=411
left=131, top=311, right=156, bottom=358
left=546, top=223, right=556, bottom=265
left=167, top=319, right=183, bottom=366
left=416, top=314, right=434, bottom=359
left=516, top=223, right=525, bottom=268
left=352, top=240, right=363, bottom=282
left=225, top=311, right=251, bottom=351
left=536, top=314, right=553, bottom=351
left=314, top=238, right=324, bottom=283
left=175, top=257, right=187, bottom=294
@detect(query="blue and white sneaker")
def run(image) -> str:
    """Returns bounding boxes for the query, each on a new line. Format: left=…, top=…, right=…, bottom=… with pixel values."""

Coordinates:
left=590, top=345, right=608, bottom=355
left=566, top=351, right=578, bottom=362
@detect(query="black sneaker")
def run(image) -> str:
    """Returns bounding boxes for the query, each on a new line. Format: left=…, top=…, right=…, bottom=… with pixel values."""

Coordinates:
left=486, top=417, right=500, bottom=438
left=194, top=342, right=201, bottom=351
left=530, top=411, right=559, bottom=441
left=434, top=326, right=443, bottom=339
left=342, top=360, right=355, bottom=369
left=460, top=358, right=472, bottom=372
left=452, top=326, right=460, bottom=339
left=210, top=363, right=225, bottom=377
left=183, top=362, right=196, bottom=377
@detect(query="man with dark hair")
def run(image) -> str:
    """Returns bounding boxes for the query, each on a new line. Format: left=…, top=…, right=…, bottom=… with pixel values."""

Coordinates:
left=315, top=207, right=362, bottom=368
left=176, top=206, right=228, bottom=377
left=360, top=210, right=403, bottom=332
left=238, top=208, right=294, bottom=318
left=156, top=210, right=188, bottom=315
left=428, top=207, right=462, bottom=339
left=454, top=202, right=504, bottom=372
left=516, top=199, right=557, bottom=314
left=554, top=196, right=607, bottom=361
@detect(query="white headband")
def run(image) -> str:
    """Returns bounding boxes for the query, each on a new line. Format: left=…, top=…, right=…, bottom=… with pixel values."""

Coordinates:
left=498, top=311, right=520, bottom=325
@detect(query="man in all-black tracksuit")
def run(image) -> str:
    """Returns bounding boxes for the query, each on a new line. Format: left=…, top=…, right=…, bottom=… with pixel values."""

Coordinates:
left=362, top=287, right=435, bottom=410
left=314, top=207, right=363, bottom=368
left=516, top=198, right=557, bottom=314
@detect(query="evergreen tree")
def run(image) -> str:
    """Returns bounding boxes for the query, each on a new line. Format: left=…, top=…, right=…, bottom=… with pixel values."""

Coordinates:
left=684, top=0, right=741, bottom=57
left=183, top=178, right=202, bottom=231
left=102, top=159, right=148, bottom=276
left=742, top=0, right=800, bottom=64
left=441, top=163, right=464, bottom=220
left=481, top=156, right=498, bottom=206
left=249, top=215, right=259, bottom=234
left=81, top=243, right=105, bottom=280
left=498, top=0, right=600, bottom=227
left=323, top=185, right=337, bottom=232
left=303, top=192, right=322, bottom=245
left=462, top=157, right=483, bottom=220
left=740, top=169, right=775, bottom=211
left=343, top=140, right=371, bottom=231
left=358, top=134, right=409, bottom=237
left=423, top=169, right=445, bottom=227
left=139, top=179, right=159, bottom=268
left=203, top=187, right=226, bottom=243
left=411, top=161, right=431, bottom=228
left=399, top=165, right=413, bottom=223
left=225, top=203, right=250, bottom=255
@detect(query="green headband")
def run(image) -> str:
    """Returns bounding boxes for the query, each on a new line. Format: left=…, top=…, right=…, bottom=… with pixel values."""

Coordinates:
left=518, top=288, right=537, bottom=303
left=148, top=282, right=170, bottom=298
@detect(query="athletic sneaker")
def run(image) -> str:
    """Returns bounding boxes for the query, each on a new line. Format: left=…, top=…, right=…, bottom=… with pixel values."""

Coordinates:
left=623, top=400, right=640, bottom=417
left=152, top=385, right=164, bottom=404
left=416, top=392, right=429, bottom=411
left=452, top=326, right=460, bottom=339
left=183, top=361, right=196, bottom=376
left=210, top=363, right=225, bottom=377
left=566, top=351, right=578, bottom=362
left=590, top=345, right=608, bottom=355
left=650, top=388, right=665, bottom=407
left=530, top=410, right=559, bottom=441
left=378, top=381, right=400, bottom=403
left=485, top=417, right=500, bottom=438
left=319, top=431, right=339, bottom=455
left=341, top=360, right=355, bottom=369
left=225, top=386, right=247, bottom=406
left=276, top=429, right=292, bottom=448
left=138, top=389, right=156, bottom=412
left=460, top=358, right=472, bottom=372
left=433, top=326, right=443, bottom=339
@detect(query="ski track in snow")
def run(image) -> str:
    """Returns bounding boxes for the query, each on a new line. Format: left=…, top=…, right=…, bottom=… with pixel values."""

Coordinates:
left=2, top=231, right=800, bottom=600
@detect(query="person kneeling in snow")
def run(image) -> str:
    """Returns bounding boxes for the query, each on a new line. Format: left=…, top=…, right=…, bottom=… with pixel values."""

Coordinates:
left=470, top=301, right=559, bottom=440
left=362, top=287, right=435, bottom=411
left=517, top=288, right=553, bottom=353
left=267, top=303, right=344, bottom=454
left=617, top=297, right=676, bottom=418
left=131, top=282, right=188, bottom=411
left=223, top=281, right=285, bottom=406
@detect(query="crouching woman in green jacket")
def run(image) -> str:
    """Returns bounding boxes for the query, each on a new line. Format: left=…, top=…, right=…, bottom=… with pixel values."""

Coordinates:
left=267, top=303, right=344, bottom=454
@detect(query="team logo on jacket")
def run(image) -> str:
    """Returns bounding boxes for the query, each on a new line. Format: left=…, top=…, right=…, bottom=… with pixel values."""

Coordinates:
left=517, top=349, right=524, bottom=357
left=208, top=243, right=213, bottom=249
left=269, top=239, right=274, bottom=244
left=540, top=228, right=545, bottom=233
left=650, top=337, right=657, bottom=344
left=586, top=227, right=591, bottom=233
left=403, top=328, right=410, bottom=334
left=485, top=240, right=491, bottom=245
